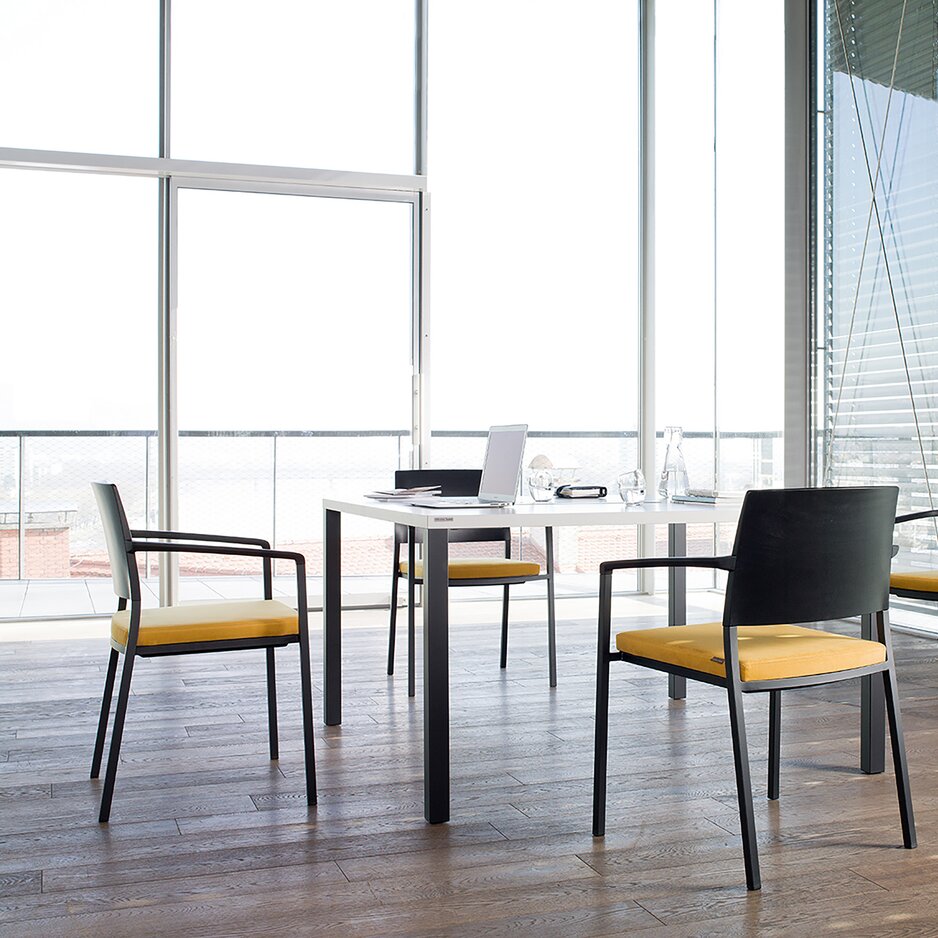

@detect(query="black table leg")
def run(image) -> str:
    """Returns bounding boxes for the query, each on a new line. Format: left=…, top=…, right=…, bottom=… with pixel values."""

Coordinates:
left=323, top=508, right=342, bottom=726
left=423, top=528, right=450, bottom=823
left=860, top=612, right=885, bottom=774
left=668, top=522, right=687, bottom=700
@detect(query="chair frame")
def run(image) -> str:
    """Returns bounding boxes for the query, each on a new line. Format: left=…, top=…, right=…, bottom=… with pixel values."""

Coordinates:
left=387, top=469, right=556, bottom=696
left=891, top=508, right=938, bottom=602
left=90, top=483, right=316, bottom=823
left=592, top=486, right=916, bottom=891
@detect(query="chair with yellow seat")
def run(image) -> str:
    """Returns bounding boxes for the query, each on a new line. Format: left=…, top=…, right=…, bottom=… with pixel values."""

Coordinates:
left=387, top=469, right=556, bottom=696
left=90, top=482, right=316, bottom=823
left=890, top=508, right=938, bottom=602
left=592, top=485, right=915, bottom=891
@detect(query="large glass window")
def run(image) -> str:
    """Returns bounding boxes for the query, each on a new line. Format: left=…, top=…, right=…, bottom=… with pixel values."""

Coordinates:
left=175, top=187, right=414, bottom=595
left=428, top=0, right=641, bottom=588
left=655, top=0, right=716, bottom=495
left=656, top=0, right=784, bottom=498
left=0, top=170, right=157, bottom=604
left=655, top=0, right=784, bottom=585
left=1, top=1, right=421, bottom=617
left=715, top=0, right=785, bottom=493
left=0, top=2, right=794, bottom=619
left=820, top=0, right=938, bottom=629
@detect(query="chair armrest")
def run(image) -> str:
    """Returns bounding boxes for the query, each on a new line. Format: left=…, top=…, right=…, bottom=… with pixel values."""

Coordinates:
left=127, top=541, right=304, bottom=565
left=130, top=529, right=271, bottom=549
left=123, top=542, right=309, bottom=633
left=596, top=555, right=735, bottom=658
left=600, top=556, right=736, bottom=575
left=895, top=509, right=938, bottom=525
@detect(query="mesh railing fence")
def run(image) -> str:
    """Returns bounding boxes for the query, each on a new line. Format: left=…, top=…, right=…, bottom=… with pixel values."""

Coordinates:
left=1, top=429, right=781, bottom=590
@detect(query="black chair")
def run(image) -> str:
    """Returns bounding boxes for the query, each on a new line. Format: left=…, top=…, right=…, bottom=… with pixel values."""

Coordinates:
left=90, top=482, right=316, bottom=823
left=891, top=508, right=938, bottom=603
left=388, top=469, right=556, bottom=696
left=593, top=486, right=915, bottom=890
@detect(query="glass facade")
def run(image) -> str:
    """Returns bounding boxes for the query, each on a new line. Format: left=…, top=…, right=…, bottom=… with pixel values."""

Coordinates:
left=0, top=5, right=420, bottom=611
left=1, top=2, right=789, bottom=617
left=820, top=0, right=938, bottom=626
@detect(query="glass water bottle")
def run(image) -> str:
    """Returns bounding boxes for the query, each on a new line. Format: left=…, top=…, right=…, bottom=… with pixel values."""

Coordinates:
left=658, top=426, right=689, bottom=500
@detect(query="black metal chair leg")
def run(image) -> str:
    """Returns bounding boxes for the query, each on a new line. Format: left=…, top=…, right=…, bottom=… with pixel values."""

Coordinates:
left=499, top=585, right=510, bottom=669
left=875, top=610, right=916, bottom=848
left=407, top=535, right=416, bottom=698
left=266, top=647, right=279, bottom=760
left=592, top=572, right=613, bottom=837
left=98, top=652, right=137, bottom=823
left=727, top=682, right=761, bottom=890
left=861, top=613, right=886, bottom=774
left=388, top=550, right=400, bottom=676
left=546, top=527, right=557, bottom=687
left=882, top=665, right=916, bottom=848
left=91, top=648, right=119, bottom=779
left=297, top=626, right=318, bottom=806
left=768, top=690, right=781, bottom=801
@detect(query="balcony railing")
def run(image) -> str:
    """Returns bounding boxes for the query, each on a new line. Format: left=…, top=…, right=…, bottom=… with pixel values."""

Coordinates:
left=1, top=428, right=782, bottom=583
left=7, top=428, right=938, bottom=635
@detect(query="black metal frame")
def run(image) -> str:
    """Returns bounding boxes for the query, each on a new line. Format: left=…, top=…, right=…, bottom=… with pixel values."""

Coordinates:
left=90, top=483, right=316, bottom=823
left=592, top=486, right=916, bottom=891
left=872, top=508, right=938, bottom=771
left=386, top=469, right=557, bottom=695
left=891, top=509, right=938, bottom=602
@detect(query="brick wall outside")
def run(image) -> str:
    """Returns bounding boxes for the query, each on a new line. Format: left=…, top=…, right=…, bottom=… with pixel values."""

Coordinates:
left=0, top=526, right=71, bottom=578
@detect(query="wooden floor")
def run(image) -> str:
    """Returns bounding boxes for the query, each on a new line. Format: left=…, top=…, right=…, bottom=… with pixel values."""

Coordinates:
left=3, top=598, right=938, bottom=936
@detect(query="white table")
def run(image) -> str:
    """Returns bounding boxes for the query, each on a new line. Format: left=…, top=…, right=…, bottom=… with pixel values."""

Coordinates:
left=322, top=496, right=742, bottom=823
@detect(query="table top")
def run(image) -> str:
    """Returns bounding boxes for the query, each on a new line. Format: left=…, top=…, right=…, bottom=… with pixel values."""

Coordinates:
left=323, top=495, right=744, bottom=530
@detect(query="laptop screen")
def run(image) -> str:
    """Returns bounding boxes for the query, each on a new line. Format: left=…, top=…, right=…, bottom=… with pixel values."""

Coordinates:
left=478, top=424, right=528, bottom=502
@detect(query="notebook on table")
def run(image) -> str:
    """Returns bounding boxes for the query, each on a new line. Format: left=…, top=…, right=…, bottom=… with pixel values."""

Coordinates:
left=409, top=424, right=528, bottom=508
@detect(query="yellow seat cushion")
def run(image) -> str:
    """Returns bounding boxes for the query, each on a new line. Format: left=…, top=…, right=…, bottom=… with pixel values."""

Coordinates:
left=400, top=557, right=541, bottom=580
left=891, top=570, right=938, bottom=594
left=112, top=599, right=299, bottom=649
left=616, top=621, right=886, bottom=682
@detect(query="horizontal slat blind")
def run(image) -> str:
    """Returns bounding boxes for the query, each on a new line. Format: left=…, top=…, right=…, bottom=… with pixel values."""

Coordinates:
left=824, top=0, right=938, bottom=562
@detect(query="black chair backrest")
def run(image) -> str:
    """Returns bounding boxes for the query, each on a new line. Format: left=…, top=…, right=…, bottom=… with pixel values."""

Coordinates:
left=395, top=468, right=481, bottom=496
left=724, top=486, right=898, bottom=628
left=393, top=469, right=509, bottom=547
left=91, top=482, right=136, bottom=600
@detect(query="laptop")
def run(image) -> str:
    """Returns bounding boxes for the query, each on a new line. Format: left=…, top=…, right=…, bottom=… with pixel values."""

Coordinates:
left=410, top=424, right=528, bottom=508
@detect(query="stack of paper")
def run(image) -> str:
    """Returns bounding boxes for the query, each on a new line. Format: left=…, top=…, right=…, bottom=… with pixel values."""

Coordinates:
left=365, top=485, right=442, bottom=500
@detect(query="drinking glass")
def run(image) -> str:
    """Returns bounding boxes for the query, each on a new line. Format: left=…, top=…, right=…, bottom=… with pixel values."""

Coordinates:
left=528, top=468, right=556, bottom=502
left=617, top=469, right=646, bottom=506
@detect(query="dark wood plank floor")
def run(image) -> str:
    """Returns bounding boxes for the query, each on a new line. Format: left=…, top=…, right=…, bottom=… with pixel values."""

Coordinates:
left=2, top=599, right=938, bottom=936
